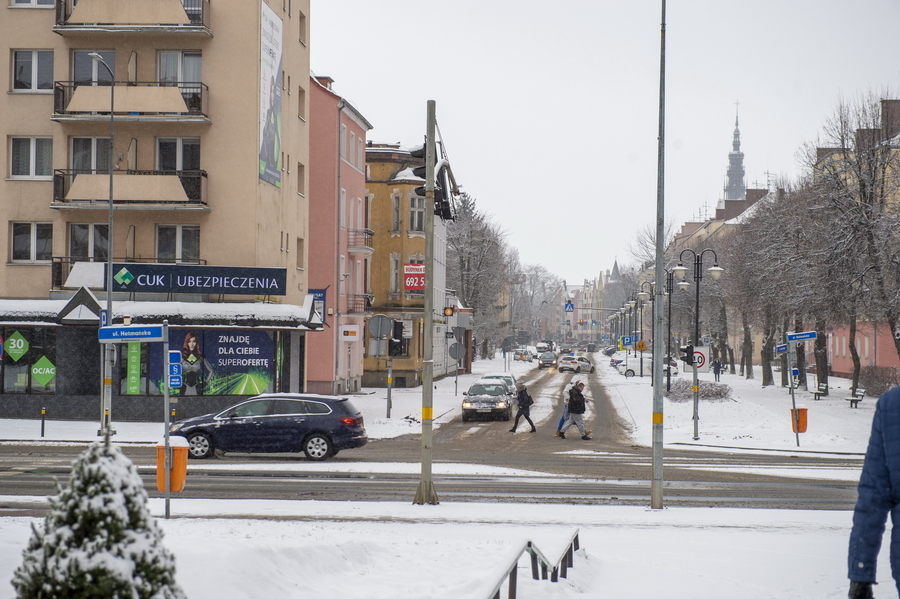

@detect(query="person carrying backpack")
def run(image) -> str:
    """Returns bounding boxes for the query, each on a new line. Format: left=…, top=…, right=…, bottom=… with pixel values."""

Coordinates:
left=559, top=381, right=591, bottom=440
left=509, top=382, right=536, bottom=433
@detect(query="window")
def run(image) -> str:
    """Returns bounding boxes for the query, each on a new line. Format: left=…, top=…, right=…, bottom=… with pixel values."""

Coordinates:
left=297, top=85, right=306, bottom=120
left=69, top=223, right=108, bottom=260
left=409, top=196, right=425, bottom=232
left=296, top=162, right=305, bottom=196
left=11, top=137, right=52, bottom=179
left=73, top=51, right=115, bottom=85
left=157, top=224, right=200, bottom=263
left=2, top=328, right=57, bottom=396
left=340, top=189, right=346, bottom=229
left=12, top=0, right=53, bottom=6
left=340, top=124, right=347, bottom=158
left=357, top=138, right=364, bottom=169
left=158, top=50, right=202, bottom=111
left=71, top=137, right=111, bottom=173
left=391, top=194, right=401, bottom=230
left=157, top=137, right=200, bottom=170
left=390, top=256, right=400, bottom=293
left=340, top=255, right=346, bottom=295
left=349, top=132, right=356, bottom=165
left=298, top=9, right=307, bottom=45
left=12, top=50, right=53, bottom=91
left=11, top=222, right=52, bottom=262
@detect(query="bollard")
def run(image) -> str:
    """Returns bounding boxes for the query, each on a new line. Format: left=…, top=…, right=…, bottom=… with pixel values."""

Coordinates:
left=41, top=407, right=45, bottom=437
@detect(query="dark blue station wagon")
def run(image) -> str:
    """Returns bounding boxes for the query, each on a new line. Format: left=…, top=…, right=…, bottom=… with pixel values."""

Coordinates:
left=169, top=393, right=368, bottom=461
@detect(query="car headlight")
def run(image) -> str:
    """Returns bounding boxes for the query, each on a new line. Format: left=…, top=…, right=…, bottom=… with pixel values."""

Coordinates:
left=497, top=402, right=508, bottom=408
left=462, top=402, right=472, bottom=408
left=169, top=422, right=184, bottom=433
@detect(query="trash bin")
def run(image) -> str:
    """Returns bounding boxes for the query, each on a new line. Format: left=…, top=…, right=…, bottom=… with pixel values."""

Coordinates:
left=156, top=436, right=189, bottom=493
left=790, top=408, right=808, bottom=433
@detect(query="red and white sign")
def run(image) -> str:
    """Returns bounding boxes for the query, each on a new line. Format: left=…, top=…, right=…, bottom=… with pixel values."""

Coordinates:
left=404, top=264, right=425, bottom=291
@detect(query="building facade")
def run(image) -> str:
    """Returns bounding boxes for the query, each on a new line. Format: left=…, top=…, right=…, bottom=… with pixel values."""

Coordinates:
left=362, top=143, right=461, bottom=387
left=306, top=75, right=372, bottom=395
left=1, top=0, right=318, bottom=421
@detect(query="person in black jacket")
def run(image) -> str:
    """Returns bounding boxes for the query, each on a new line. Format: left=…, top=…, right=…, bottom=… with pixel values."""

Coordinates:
left=509, top=382, right=536, bottom=433
left=559, top=381, right=591, bottom=440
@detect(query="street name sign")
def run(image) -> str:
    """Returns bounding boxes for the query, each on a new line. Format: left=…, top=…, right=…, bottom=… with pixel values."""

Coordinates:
left=99, top=325, right=165, bottom=343
left=776, top=344, right=788, bottom=355
left=786, top=331, right=817, bottom=342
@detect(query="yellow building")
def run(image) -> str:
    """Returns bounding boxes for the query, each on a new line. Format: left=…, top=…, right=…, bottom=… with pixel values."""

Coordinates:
left=363, top=143, right=460, bottom=387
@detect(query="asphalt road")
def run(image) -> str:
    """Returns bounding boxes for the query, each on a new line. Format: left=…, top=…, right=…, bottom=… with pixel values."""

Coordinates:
left=0, top=363, right=862, bottom=515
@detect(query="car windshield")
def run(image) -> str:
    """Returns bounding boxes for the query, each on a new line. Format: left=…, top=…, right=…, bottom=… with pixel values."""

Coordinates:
left=467, top=384, right=506, bottom=396
left=540, top=352, right=555, bottom=359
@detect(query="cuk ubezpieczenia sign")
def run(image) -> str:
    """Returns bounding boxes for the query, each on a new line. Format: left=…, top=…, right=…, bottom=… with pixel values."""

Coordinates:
left=107, top=264, right=287, bottom=296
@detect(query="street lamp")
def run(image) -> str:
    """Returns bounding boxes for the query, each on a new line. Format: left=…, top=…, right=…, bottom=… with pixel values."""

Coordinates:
left=89, top=52, right=115, bottom=437
left=674, top=248, right=724, bottom=440
left=664, top=269, right=675, bottom=392
left=638, top=284, right=653, bottom=377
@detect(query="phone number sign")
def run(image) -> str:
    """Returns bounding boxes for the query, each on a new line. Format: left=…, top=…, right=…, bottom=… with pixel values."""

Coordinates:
left=404, top=264, right=425, bottom=291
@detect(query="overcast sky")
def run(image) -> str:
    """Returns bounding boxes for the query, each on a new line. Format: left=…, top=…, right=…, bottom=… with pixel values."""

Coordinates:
left=310, top=0, right=900, bottom=284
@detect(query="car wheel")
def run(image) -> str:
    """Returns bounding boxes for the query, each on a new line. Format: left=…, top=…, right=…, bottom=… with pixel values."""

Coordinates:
left=624, top=369, right=635, bottom=378
left=590, top=367, right=595, bottom=373
left=303, top=433, right=333, bottom=461
left=186, top=432, right=214, bottom=459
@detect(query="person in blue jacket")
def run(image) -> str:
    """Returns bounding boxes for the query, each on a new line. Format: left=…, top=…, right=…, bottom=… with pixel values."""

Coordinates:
left=848, top=386, right=900, bottom=598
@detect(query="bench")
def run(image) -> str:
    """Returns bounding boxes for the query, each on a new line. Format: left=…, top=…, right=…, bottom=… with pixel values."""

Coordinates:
left=813, top=383, right=829, bottom=401
left=845, top=388, right=866, bottom=408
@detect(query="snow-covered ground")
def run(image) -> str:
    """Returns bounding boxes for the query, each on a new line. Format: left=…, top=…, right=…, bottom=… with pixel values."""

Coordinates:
left=0, top=354, right=887, bottom=598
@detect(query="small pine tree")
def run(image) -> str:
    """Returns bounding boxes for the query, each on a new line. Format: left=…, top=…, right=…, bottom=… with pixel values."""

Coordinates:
left=12, top=438, right=186, bottom=599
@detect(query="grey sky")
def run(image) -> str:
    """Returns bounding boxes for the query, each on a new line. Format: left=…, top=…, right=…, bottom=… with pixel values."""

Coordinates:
left=311, top=0, right=900, bottom=283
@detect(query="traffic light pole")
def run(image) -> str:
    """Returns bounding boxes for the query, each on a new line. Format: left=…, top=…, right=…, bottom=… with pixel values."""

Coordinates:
left=414, top=100, right=439, bottom=505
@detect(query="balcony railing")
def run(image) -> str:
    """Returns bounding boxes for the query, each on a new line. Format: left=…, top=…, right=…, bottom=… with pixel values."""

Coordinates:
left=51, top=256, right=207, bottom=291
left=54, top=81, right=209, bottom=119
left=53, top=169, right=208, bottom=208
left=347, top=228, right=374, bottom=254
left=347, top=294, right=372, bottom=314
left=55, top=0, right=210, bottom=32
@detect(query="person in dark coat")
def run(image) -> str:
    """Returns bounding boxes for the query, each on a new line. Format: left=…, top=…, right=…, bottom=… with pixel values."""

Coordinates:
left=509, top=382, right=536, bottom=433
left=712, top=358, right=722, bottom=382
left=847, top=386, right=900, bottom=598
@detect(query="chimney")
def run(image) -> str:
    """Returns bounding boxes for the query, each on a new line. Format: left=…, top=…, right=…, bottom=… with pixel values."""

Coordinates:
left=882, top=99, right=900, bottom=140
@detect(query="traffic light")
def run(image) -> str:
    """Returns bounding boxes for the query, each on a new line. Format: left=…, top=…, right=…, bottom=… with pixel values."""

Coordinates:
left=679, top=344, right=694, bottom=365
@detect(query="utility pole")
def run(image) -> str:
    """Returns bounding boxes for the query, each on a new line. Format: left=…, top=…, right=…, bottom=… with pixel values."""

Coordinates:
left=414, top=100, right=439, bottom=505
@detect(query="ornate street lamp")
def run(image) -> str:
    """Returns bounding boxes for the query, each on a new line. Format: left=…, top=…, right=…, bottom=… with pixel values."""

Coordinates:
left=674, top=248, right=724, bottom=440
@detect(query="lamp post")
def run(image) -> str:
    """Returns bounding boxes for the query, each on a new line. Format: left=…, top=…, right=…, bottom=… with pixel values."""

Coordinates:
left=638, top=284, right=653, bottom=377
left=664, top=269, right=675, bottom=392
left=673, top=248, right=724, bottom=440
left=89, top=53, right=116, bottom=437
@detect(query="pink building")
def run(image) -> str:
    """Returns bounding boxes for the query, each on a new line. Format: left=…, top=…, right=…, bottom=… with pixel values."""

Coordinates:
left=823, top=322, right=900, bottom=379
left=306, top=76, right=373, bottom=394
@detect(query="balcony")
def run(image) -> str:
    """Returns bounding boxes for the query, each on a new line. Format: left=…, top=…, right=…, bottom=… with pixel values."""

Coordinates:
left=347, top=228, right=374, bottom=255
left=54, top=0, right=211, bottom=36
left=52, top=169, right=208, bottom=210
left=53, top=81, right=209, bottom=122
left=347, top=295, right=373, bottom=315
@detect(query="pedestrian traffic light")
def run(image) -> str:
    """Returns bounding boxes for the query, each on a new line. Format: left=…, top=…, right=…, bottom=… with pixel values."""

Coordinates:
left=679, top=344, right=694, bottom=364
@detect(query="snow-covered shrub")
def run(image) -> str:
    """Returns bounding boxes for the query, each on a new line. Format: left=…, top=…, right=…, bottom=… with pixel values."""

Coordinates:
left=665, top=378, right=732, bottom=402
left=12, top=439, right=186, bottom=599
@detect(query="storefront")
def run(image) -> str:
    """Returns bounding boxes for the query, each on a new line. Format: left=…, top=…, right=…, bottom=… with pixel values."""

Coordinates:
left=0, top=284, right=322, bottom=423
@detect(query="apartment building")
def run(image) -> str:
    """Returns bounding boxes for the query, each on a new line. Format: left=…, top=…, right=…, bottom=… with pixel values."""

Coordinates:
left=0, top=0, right=317, bottom=421
left=306, top=75, right=372, bottom=395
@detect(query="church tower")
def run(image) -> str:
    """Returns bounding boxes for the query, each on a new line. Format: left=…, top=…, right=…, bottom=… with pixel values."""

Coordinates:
left=723, top=104, right=746, bottom=201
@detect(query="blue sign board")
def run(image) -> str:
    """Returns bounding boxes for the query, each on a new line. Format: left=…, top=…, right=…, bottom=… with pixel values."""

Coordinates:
left=108, top=263, right=287, bottom=296
left=622, top=335, right=634, bottom=346
left=775, top=344, right=788, bottom=355
left=564, top=302, right=574, bottom=313
left=100, top=309, right=109, bottom=327
left=168, top=375, right=183, bottom=388
left=99, top=325, right=164, bottom=343
left=786, top=331, right=817, bottom=342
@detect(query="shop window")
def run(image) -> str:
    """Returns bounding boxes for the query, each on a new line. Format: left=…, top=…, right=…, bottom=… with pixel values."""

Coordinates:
left=1, top=328, right=57, bottom=394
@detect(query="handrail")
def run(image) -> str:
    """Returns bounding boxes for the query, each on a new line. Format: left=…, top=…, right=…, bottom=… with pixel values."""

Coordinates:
left=485, top=529, right=581, bottom=599
left=53, top=80, right=209, bottom=118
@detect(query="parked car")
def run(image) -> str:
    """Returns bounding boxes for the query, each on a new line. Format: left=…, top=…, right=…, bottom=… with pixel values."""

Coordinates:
left=169, top=393, right=368, bottom=461
left=461, top=379, right=513, bottom=422
left=537, top=352, right=558, bottom=369
left=480, top=373, right=517, bottom=394
left=587, top=343, right=597, bottom=352
left=617, top=356, right=678, bottom=377
left=512, top=348, right=534, bottom=362
left=609, top=351, right=626, bottom=367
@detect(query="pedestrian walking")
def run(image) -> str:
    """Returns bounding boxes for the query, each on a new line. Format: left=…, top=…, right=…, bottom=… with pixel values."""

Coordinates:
left=712, top=358, right=722, bottom=382
left=509, top=382, right=536, bottom=433
left=559, top=381, right=591, bottom=440
left=847, top=386, right=900, bottom=598
left=556, top=380, right=577, bottom=437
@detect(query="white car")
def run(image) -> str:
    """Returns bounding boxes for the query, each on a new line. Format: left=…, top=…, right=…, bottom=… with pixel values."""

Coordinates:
left=558, top=356, right=595, bottom=373
left=617, top=356, right=678, bottom=377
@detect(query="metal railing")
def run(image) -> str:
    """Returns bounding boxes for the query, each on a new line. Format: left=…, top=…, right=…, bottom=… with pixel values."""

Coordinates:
left=54, top=80, right=209, bottom=118
left=51, top=256, right=207, bottom=290
left=53, top=169, right=208, bottom=206
left=347, top=294, right=372, bottom=314
left=56, top=0, right=210, bottom=28
left=347, top=228, right=374, bottom=252
left=486, top=529, right=581, bottom=599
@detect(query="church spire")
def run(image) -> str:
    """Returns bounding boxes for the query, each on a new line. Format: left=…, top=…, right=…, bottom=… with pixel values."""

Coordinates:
left=723, top=101, right=745, bottom=201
